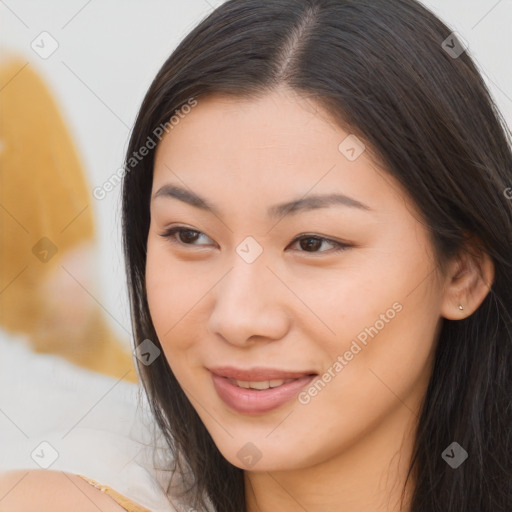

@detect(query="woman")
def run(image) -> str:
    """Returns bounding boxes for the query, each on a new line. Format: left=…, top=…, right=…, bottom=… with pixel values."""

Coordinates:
left=2, top=0, right=511, bottom=510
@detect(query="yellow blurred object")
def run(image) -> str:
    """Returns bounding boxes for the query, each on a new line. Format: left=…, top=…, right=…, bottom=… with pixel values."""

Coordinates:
left=0, top=56, right=136, bottom=383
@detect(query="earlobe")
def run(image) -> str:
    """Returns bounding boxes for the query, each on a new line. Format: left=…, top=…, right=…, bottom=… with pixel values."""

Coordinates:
left=440, top=242, right=494, bottom=320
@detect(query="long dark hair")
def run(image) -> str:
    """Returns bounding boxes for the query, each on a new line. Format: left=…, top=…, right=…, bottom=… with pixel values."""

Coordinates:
left=121, top=1, right=512, bottom=510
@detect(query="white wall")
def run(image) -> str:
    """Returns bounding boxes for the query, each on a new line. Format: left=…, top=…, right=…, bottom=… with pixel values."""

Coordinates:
left=2, top=0, right=511, bottom=344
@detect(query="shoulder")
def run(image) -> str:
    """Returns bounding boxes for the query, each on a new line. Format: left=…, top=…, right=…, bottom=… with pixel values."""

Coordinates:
left=0, top=470, right=128, bottom=512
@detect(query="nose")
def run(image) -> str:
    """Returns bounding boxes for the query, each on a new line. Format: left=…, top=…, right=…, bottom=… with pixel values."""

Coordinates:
left=207, top=255, right=291, bottom=348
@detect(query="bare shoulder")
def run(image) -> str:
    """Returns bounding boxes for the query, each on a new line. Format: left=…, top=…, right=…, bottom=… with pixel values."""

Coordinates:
left=0, top=470, right=127, bottom=512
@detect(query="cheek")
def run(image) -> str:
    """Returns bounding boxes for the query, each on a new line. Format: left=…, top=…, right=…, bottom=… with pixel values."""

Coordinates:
left=318, top=299, right=439, bottom=436
left=145, top=256, right=194, bottom=388
left=145, top=237, right=183, bottom=346
left=146, top=242, right=169, bottom=332
left=295, top=307, right=438, bottom=463
left=306, top=248, right=440, bottom=404
left=145, top=236, right=209, bottom=359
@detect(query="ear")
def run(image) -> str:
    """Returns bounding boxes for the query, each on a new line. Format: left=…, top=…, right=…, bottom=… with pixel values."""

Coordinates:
left=440, top=236, right=495, bottom=320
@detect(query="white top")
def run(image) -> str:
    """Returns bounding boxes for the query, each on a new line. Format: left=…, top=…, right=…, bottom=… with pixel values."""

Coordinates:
left=0, top=330, right=203, bottom=512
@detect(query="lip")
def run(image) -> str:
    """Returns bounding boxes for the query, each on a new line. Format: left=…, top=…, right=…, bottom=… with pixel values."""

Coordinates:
left=209, top=369, right=317, bottom=415
left=209, top=366, right=316, bottom=381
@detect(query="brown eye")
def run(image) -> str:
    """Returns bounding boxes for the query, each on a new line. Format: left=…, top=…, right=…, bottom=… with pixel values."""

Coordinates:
left=159, top=227, right=213, bottom=247
left=290, top=235, right=351, bottom=254
left=299, top=237, right=323, bottom=252
left=177, top=229, right=200, bottom=244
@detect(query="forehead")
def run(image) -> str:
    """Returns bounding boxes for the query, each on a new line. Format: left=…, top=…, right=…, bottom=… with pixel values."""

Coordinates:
left=151, top=88, right=411, bottom=219
left=154, top=88, right=346, bottom=167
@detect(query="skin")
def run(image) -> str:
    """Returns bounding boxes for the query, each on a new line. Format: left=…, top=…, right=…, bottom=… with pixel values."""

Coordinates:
left=146, top=86, right=494, bottom=512
left=0, top=470, right=126, bottom=511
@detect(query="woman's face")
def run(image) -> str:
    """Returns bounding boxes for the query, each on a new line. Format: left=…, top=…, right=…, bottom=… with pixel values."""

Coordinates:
left=146, top=87, right=447, bottom=472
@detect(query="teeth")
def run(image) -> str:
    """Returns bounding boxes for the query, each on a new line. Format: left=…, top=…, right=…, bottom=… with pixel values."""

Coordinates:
left=232, top=378, right=296, bottom=390
left=249, top=380, right=271, bottom=390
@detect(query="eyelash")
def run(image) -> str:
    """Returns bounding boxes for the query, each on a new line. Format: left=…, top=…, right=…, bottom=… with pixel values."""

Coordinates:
left=158, top=226, right=351, bottom=254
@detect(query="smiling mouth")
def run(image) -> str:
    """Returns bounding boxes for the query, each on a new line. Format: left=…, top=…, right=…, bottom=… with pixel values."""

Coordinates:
left=210, top=372, right=318, bottom=415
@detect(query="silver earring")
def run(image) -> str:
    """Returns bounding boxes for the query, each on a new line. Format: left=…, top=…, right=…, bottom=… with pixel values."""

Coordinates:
left=458, top=304, right=464, bottom=310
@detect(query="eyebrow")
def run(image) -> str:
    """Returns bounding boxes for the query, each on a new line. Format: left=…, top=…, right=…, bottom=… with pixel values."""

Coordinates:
left=152, top=184, right=372, bottom=218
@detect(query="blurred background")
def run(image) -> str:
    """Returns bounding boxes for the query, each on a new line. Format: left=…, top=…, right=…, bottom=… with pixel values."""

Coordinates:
left=0, top=0, right=511, bottom=504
